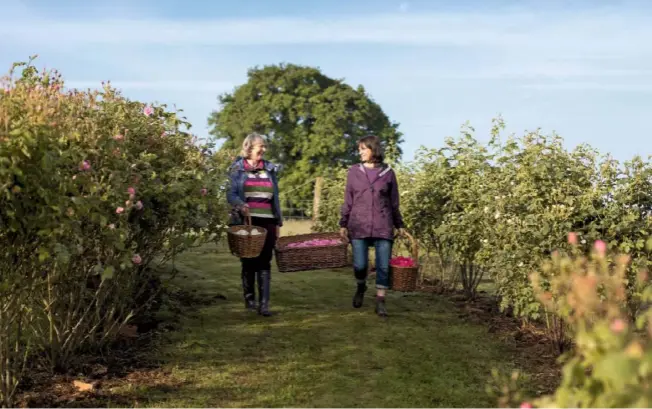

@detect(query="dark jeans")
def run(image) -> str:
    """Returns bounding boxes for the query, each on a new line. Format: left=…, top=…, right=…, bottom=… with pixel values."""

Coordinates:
left=241, top=217, right=278, bottom=272
left=351, top=238, right=392, bottom=289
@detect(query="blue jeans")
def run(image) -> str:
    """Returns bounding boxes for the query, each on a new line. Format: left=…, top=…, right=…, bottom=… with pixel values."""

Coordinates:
left=351, top=238, right=392, bottom=289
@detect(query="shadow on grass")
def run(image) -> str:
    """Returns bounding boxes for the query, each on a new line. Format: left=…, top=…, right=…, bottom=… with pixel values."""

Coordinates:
left=124, top=244, right=533, bottom=408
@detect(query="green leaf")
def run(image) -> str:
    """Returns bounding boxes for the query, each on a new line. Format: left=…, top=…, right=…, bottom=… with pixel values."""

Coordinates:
left=592, top=354, right=638, bottom=389
left=53, top=243, right=70, bottom=264
left=102, top=266, right=115, bottom=280
left=38, top=248, right=50, bottom=262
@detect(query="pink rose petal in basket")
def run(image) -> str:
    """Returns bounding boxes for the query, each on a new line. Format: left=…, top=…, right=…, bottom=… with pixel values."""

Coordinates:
left=285, top=239, right=343, bottom=249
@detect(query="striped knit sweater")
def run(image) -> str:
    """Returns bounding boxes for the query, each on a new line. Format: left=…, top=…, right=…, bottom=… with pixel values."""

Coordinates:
left=243, top=160, right=275, bottom=219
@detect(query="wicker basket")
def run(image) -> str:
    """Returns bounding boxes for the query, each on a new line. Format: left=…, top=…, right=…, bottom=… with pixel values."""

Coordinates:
left=275, top=232, right=350, bottom=272
left=390, top=231, right=420, bottom=292
left=227, top=215, right=267, bottom=259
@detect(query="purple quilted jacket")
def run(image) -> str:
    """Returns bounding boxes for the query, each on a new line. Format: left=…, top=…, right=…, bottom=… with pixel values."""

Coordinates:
left=339, top=164, right=405, bottom=240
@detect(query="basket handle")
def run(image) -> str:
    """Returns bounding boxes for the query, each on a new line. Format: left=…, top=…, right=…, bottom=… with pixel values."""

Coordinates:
left=394, top=230, right=419, bottom=263
left=244, top=213, right=252, bottom=227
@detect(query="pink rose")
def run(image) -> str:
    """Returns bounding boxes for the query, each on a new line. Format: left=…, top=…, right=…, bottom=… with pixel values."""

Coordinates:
left=567, top=232, right=578, bottom=245
left=200, top=188, right=208, bottom=196
left=127, top=187, right=136, bottom=198
left=390, top=256, right=416, bottom=268
left=113, top=134, right=124, bottom=141
left=143, top=105, right=153, bottom=116
left=594, top=240, right=607, bottom=256
left=610, top=318, right=627, bottom=334
left=520, top=403, right=532, bottom=409
left=135, top=200, right=143, bottom=210
left=116, top=207, right=124, bottom=214
left=79, top=160, right=91, bottom=171
left=132, top=254, right=142, bottom=265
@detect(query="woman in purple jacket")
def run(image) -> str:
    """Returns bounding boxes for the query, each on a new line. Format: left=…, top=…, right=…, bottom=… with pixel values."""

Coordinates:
left=339, top=135, right=405, bottom=317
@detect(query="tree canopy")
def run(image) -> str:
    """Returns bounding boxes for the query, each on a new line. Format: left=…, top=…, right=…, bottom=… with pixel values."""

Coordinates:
left=207, top=63, right=403, bottom=207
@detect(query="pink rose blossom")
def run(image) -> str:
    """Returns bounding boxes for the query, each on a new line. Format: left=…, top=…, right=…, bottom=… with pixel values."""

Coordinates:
left=567, top=232, right=578, bottom=245
left=132, top=254, right=142, bottom=265
left=286, top=239, right=343, bottom=249
left=113, top=134, right=124, bottom=141
left=143, top=105, right=153, bottom=116
left=610, top=318, right=627, bottom=334
left=135, top=200, right=143, bottom=210
left=108, top=223, right=115, bottom=229
left=594, top=240, right=607, bottom=256
left=390, top=256, right=416, bottom=267
left=200, top=188, right=208, bottom=196
left=127, top=187, right=136, bottom=198
left=520, top=403, right=532, bottom=409
left=116, top=207, right=125, bottom=214
left=79, top=160, right=91, bottom=171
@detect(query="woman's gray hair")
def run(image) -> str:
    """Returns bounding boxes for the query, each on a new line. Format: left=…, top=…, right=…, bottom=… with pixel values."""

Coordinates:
left=240, top=133, right=267, bottom=159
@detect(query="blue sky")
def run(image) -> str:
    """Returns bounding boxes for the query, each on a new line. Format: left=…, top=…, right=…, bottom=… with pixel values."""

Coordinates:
left=1, top=0, right=650, bottom=162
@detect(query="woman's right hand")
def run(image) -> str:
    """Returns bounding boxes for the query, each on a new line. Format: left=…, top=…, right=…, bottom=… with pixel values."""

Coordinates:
left=240, top=204, right=250, bottom=217
left=339, top=227, right=349, bottom=242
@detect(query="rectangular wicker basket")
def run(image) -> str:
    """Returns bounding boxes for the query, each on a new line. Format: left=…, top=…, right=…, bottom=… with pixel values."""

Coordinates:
left=275, top=232, right=350, bottom=272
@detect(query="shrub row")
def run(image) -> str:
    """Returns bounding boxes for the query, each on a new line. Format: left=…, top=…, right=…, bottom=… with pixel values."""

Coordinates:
left=316, top=118, right=652, bottom=319
left=0, top=59, right=229, bottom=406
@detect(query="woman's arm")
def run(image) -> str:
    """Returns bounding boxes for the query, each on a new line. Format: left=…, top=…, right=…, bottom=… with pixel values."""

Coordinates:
left=339, top=170, right=354, bottom=229
left=390, top=171, right=405, bottom=229
left=271, top=170, right=283, bottom=227
left=226, top=169, right=245, bottom=208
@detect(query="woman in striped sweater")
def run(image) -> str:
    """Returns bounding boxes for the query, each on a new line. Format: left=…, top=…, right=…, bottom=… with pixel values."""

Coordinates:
left=227, top=133, right=283, bottom=317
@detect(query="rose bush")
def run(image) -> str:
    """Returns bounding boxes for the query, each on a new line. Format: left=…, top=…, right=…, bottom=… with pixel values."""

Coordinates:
left=0, top=58, right=229, bottom=405
left=490, top=239, right=652, bottom=408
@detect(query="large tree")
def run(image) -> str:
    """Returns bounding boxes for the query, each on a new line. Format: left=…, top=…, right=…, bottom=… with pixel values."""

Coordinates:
left=208, top=63, right=403, bottom=208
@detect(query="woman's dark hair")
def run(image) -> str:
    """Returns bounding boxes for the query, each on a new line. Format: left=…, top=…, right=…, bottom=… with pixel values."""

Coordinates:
left=357, top=135, right=384, bottom=164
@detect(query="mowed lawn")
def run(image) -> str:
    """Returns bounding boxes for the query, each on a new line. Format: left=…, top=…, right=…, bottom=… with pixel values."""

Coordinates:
left=122, top=242, right=534, bottom=408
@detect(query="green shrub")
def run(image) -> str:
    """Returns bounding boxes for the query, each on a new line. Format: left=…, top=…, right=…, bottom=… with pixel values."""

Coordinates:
left=491, top=239, right=652, bottom=408
left=0, top=58, right=229, bottom=405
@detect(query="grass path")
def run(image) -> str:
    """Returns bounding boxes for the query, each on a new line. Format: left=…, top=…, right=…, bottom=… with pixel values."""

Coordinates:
left=124, top=244, right=534, bottom=407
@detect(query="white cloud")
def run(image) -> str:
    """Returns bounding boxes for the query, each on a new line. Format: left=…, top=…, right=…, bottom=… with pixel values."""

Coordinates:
left=520, top=82, right=652, bottom=92
left=2, top=5, right=650, bottom=86
left=65, top=80, right=234, bottom=92
left=1, top=2, right=650, bottom=162
left=0, top=9, right=649, bottom=56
